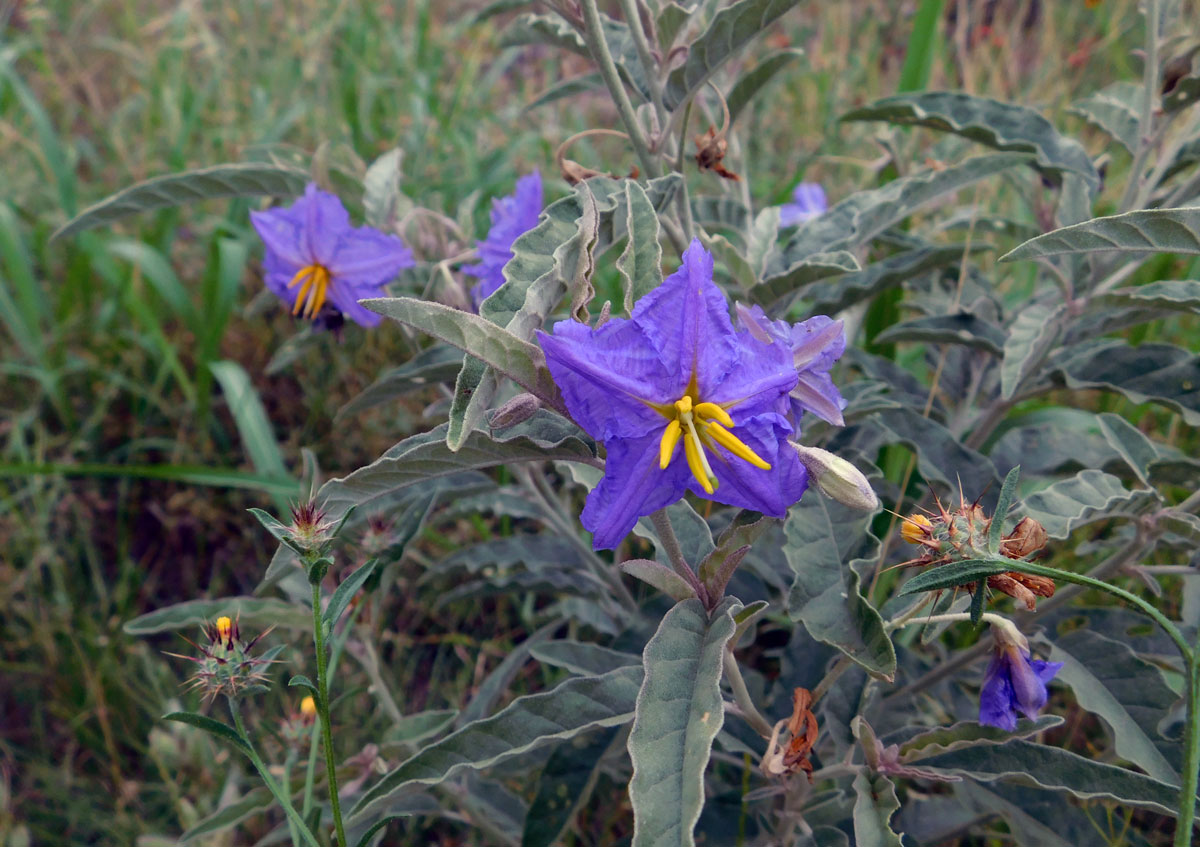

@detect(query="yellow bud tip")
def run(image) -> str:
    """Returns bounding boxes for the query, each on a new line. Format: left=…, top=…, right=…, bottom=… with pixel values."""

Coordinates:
left=900, top=513, right=933, bottom=544
left=659, top=419, right=682, bottom=469
left=300, top=695, right=316, bottom=717
left=216, top=616, right=233, bottom=642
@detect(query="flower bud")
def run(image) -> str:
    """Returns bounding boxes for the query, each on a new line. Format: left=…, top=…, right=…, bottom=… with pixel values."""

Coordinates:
left=215, top=615, right=234, bottom=647
left=489, top=392, right=541, bottom=430
left=900, top=513, right=933, bottom=545
left=791, top=444, right=879, bottom=512
left=300, top=695, right=317, bottom=719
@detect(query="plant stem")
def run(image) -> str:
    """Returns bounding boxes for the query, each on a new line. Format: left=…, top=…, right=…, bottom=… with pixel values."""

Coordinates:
left=1175, top=648, right=1200, bottom=847
left=649, top=508, right=709, bottom=604
left=228, top=699, right=322, bottom=847
left=1119, top=0, right=1160, bottom=213
left=617, top=0, right=666, bottom=124
left=312, top=581, right=348, bottom=847
left=723, top=648, right=775, bottom=738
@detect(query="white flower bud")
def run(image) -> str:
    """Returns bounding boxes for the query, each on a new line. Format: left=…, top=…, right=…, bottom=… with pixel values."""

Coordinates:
left=791, top=444, right=880, bottom=512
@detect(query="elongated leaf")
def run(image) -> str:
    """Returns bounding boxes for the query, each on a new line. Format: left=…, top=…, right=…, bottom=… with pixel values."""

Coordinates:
left=323, top=559, right=378, bottom=629
left=0, top=461, right=296, bottom=494
left=1052, top=339, right=1200, bottom=426
left=350, top=665, right=643, bottom=819
left=898, top=558, right=1010, bottom=596
left=53, top=163, right=308, bottom=241
left=752, top=251, right=861, bottom=308
left=180, top=787, right=273, bottom=843
left=874, top=312, right=1005, bottom=355
left=852, top=772, right=903, bottom=847
left=802, top=245, right=986, bottom=314
left=338, top=346, right=464, bottom=419
left=691, top=194, right=750, bottom=234
left=897, top=0, right=943, bottom=91
left=844, top=92, right=1099, bottom=192
left=1099, top=280, right=1200, bottom=313
left=1001, top=303, right=1062, bottom=400
left=522, top=728, right=619, bottom=847
left=1096, top=412, right=1159, bottom=486
left=913, top=739, right=1187, bottom=815
left=363, top=148, right=408, bottom=229
left=785, top=495, right=895, bottom=680
left=163, top=712, right=249, bottom=754
left=1020, top=469, right=1161, bottom=539
left=869, top=408, right=1001, bottom=497
left=1070, top=81, right=1143, bottom=153
left=698, top=511, right=775, bottom=586
left=776, top=154, right=1029, bottom=265
left=728, top=48, right=805, bottom=125
left=210, top=361, right=293, bottom=509
left=383, top=710, right=459, bottom=747
left=615, top=181, right=663, bottom=313
left=530, top=641, right=641, bottom=677
left=662, top=0, right=800, bottom=110
left=628, top=598, right=740, bottom=847
left=620, top=559, right=697, bottom=602
left=899, top=716, right=1063, bottom=761
left=1051, top=628, right=1179, bottom=783
left=525, top=73, right=603, bottom=111
left=1002, top=208, right=1200, bottom=262
left=125, top=596, right=309, bottom=634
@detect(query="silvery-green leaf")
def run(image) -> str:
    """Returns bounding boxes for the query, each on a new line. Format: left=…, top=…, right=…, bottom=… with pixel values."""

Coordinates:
left=662, top=0, right=800, bottom=111
left=350, top=665, right=643, bottom=820
left=524, top=73, right=602, bottom=111
left=162, top=712, right=250, bottom=755
left=628, top=598, right=740, bottom=847
left=843, top=92, right=1099, bottom=192
left=1002, top=208, right=1200, bottom=262
left=703, top=231, right=758, bottom=289
left=1051, top=339, right=1200, bottom=425
left=1020, top=469, right=1162, bottom=539
left=530, top=641, right=641, bottom=677
left=125, top=596, right=309, bottom=634
left=897, top=558, right=1010, bottom=596
left=337, top=346, right=464, bottom=419
left=616, top=181, right=664, bottom=313
left=851, top=772, right=903, bottom=847
left=362, top=148, right=408, bottom=229
left=1099, top=280, right=1200, bottom=313
left=802, top=245, right=987, bottom=314
left=989, top=465, right=1021, bottom=552
left=179, top=787, right=273, bottom=843
left=1164, top=138, right=1200, bottom=181
left=784, top=494, right=895, bottom=680
left=691, top=194, right=750, bottom=235
left=1070, top=81, right=1144, bottom=153
left=1096, top=412, right=1160, bottom=486
left=522, top=728, right=619, bottom=847
left=752, top=250, right=861, bottom=308
left=697, top=511, right=775, bottom=587
left=776, top=154, right=1029, bottom=265
left=383, top=710, right=459, bottom=747
left=948, top=782, right=1104, bottom=847
left=657, top=1, right=692, bottom=50
left=874, top=312, right=1006, bottom=355
left=436, top=570, right=610, bottom=607
left=52, top=163, right=309, bottom=241
left=727, top=48, right=805, bottom=125
left=870, top=407, right=1001, bottom=497
left=423, top=536, right=586, bottom=581
left=1050, top=628, right=1180, bottom=783
left=1000, top=303, right=1063, bottom=400
left=620, top=559, right=698, bottom=602
left=899, top=716, right=1064, bottom=762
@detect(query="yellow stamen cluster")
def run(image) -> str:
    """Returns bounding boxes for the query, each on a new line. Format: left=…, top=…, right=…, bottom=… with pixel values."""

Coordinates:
left=216, top=615, right=234, bottom=645
left=289, top=263, right=332, bottom=319
left=900, top=513, right=933, bottom=545
left=658, top=394, right=770, bottom=494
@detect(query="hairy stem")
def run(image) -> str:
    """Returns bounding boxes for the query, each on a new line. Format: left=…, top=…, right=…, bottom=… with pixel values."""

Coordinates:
left=311, top=582, right=348, bottom=847
left=649, top=508, right=709, bottom=604
left=723, top=649, right=775, bottom=738
left=617, top=0, right=666, bottom=123
left=1175, top=649, right=1200, bottom=847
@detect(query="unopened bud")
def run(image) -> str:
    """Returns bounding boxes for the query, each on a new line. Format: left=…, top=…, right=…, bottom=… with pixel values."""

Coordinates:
left=490, top=393, right=541, bottom=430
left=300, top=695, right=317, bottom=718
left=216, top=616, right=234, bottom=646
left=791, top=444, right=879, bottom=512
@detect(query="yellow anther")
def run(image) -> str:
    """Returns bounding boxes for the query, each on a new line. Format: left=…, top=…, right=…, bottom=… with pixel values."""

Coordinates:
left=289, top=264, right=330, bottom=319
left=216, top=616, right=233, bottom=643
left=659, top=419, right=682, bottom=469
left=706, top=421, right=771, bottom=470
left=694, top=402, right=734, bottom=428
left=683, top=430, right=714, bottom=494
left=674, top=395, right=694, bottom=416
left=901, top=513, right=933, bottom=544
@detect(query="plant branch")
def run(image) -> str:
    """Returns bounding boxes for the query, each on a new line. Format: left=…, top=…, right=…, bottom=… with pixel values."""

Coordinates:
left=311, top=581, right=348, bottom=847
left=723, top=649, right=775, bottom=738
left=649, top=507, right=708, bottom=604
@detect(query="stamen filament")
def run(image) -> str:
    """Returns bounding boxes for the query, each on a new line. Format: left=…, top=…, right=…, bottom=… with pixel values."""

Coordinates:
left=659, top=419, right=682, bottom=469
left=706, top=421, right=771, bottom=470
left=683, top=427, right=714, bottom=494
left=683, top=415, right=719, bottom=491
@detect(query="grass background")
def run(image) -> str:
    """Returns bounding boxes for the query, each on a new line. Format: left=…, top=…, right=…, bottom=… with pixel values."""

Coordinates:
left=0, top=0, right=1182, bottom=843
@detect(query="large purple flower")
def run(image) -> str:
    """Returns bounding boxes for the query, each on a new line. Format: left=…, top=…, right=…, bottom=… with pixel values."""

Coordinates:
left=250, top=183, right=414, bottom=327
left=464, top=171, right=543, bottom=308
left=979, top=641, right=1063, bottom=731
left=779, top=182, right=827, bottom=227
left=737, top=303, right=848, bottom=427
left=537, top=240, right=810, bottom=550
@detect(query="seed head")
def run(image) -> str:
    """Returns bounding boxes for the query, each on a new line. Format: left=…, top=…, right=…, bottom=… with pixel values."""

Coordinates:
left=168, top=615, right=276, bottom=703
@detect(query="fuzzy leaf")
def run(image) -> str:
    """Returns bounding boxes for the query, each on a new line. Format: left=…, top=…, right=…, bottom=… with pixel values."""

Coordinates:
left=163, top=712, right=250, bottom=754
left=874, top=312, right=1006, bottom=355
left=125, top=597, right=310, bottom=634
left=1051, top=340, right=1200, bottom=426
left=869, top=407, right=1001, bottom=497
left=628, top=598, right=740, bottom=847
left=1002, top=208, right=1200, bottom=262
left=802, top=245, right=987, bottom=314
left=615, top=181, right=664, bottom=313
left=1096, top=412, right=1160, bottom=486
left=899, top=716, right=1064, bottom=761
left=1001, top=303, right=1063, bottom=400
left=752, top=251, right=861, bottom=308
left=323, top=559, right=378, bottom=629
left=989, top=465, right=1021, bottom=553
left=728, top=48, right=805, bottom=125
left=852, top=772, right=903, bottom=847
left=530, top=641, right=641, bottom=677
left=523, top=728, right=619, bottom=847
left=1070, top=81, right=1143, bottom=153
left=620, top=559, right=698, bottom=602
left=362, top=148, right=408, bottom=229
left=1099, top=280, right=1200, bottom=314
left=338, top=346, right=464, bottom=419
left=898, top=558, right=1011, bottom=596
left=1020, top=469, right=1161, bottom=539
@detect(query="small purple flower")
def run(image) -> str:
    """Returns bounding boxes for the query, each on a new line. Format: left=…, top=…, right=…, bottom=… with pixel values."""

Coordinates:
left=779, top=182, right=827, bottom=227
left=979, top=641, right=1063, bottom=731
left=736, top=303, right=848, bottom=427
left=250, top=184, right=414, bottom=327
left=537, top=240, right=810, bottom=550
left=464, top=171, right=543, bottom=308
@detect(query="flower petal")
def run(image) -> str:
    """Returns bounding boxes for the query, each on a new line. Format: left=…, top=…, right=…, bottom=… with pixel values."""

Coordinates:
left=790, top=371, right=847, bottom=426
left=329, top=282, right=384, bottom=327
left=327, top=226, right=414, bottom=286
left=978, top=655, right=1018, bottom=731
left=300, top=183, right=352, bottom=262
left=251, top=203, right=310, bottom=269
left=582, top=433, right=691, bottom=550
left=464, top=171, right=543, bottom=307
left=695, top=412, right=807, bottom=516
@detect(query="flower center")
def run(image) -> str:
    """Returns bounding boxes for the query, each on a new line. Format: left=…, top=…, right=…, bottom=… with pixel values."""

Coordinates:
left=288, top=263, right=332, bottom=319
left=657, top=394, right=771, bottom=494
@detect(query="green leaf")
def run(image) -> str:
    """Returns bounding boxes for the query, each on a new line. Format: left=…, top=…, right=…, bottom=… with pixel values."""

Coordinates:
left=337, top=346, right=464, bottom=419
left=656, top=2, right=691, bottom=50
left=522, top=728, right=619, bottom=847
left=1096, top=412, right=1159, bottom=486
left=869, top=407, right=1000, bottom=495
left=988, top=466, right=1021, bottom=554
left=1002, top=208, right=1200, bottom=262
left=627, top=598, right=740, bottom=847
left=1000, top=303, right=1063, bottom=400
left=530, top=641, right=641, bottom=677
left=1021, top=469, right=1162, bottom=539
left=662, top=0, right=800, bottom=111
left=350, top=666, right=643, bottom=820
left=163, top=712, right=250, bottom=754
left=912, top=738, right=1188, bottom=816
left=1099, top=279, right=1200, bottom=313
left=851, top=771, right=903, bottom=847
left=125, top=597, right=309, bottom=634
left=210, top=361, right=295, bottom=510
left=1051, top=339, right=1200, bottom=426
left=897, top=558, right=1010, bottom=596
left=727, top=48, right=805, bottom=125
left=776, top=154, right=1029, bottom=265
left=353, top=815, right=408, bottom=847
left=288, top=674, right=319, bottom=698
left=633, top=501, right=716, bottom=571
left=615, top=181, right=664, bottom=314
left=874, top=312, right=1005, bottom=356
left=752, top=251, right=861, bottom=309
left=179, top=787, right=273, bottom=843
left=691, top=194, right=749, bottom=233
left=897, top=0, right=944, bottom=92
left=1070, top=81, right=1143, bottom=153
left=383, top=710, right=459, bottom=747
left=1051, top=628, right=1179, bottom=783
left=524, top=73, right=603, bottom=111
left=362, top=148, right=409, bottom=230
left=899, top=716, right=1064, bottom=762
left=619, top=559, right=697, bottom=602
left=802, top=245, right=986, bottom=314
left=697, top=511, right=775, bottom=589
left=323, top=559, right=379, bottom=629
left=843, top=92, right=1099, bottom=192
left=1164, top=70, right=1200, bottom=113
left=784, top=495, right=895, bottom=680
left=52, top=163, right=308, bottom=241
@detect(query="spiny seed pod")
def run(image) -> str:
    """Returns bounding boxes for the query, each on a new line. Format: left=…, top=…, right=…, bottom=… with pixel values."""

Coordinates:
left=167, top=615, right=276, bottom=703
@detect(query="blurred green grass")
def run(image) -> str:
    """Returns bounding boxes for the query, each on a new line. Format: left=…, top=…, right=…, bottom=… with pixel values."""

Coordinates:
left=0, top=0, right=1178, bottom=842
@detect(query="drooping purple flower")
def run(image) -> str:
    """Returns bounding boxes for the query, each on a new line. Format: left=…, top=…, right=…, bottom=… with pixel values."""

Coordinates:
left=736, top=303, right=848, bottom=427
left=979, top=641, right=1063, bottom=731
left=537, top=240, right=810, bottom=550
left=779, top=182, right=828, bottom=227
left=464, top=171, right=543, bottom=308
left=250, top=183, right=414, bottom=327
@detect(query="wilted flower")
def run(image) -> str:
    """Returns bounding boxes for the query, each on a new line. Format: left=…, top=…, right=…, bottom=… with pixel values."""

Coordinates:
left=538, top=240, right=810, bottom=549
left=168, top=615, right=275, bottom=702
left=735, top=303, right=847, bottom=426
left=979, top=625, right=1063, bottom=731
left=762, top=688, right=819, bottom=780
left=779, top=182, right=827, bottom=227
left=463, top=171, right=543, bottom=307
left=250, top=183, right=414, bottom=327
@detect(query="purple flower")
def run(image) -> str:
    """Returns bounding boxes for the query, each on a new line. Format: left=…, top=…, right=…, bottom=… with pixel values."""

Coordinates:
left=250, top=183, right=414, bottom=327
left=979, top=641, right=1063, bottom=731
left=537, top=240, right=810, bottom=550
left=779, top=182, right=827, bottom=227
left=736, top=303, right=848, bottom=427
left=464, top=171, right=543, bottom=308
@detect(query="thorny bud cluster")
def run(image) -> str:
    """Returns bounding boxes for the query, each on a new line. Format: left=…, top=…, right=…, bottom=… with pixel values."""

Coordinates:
left=900, top=495, right=1054, bottom=610
left=170, top=616, right=275, bottom=702
left=289, top=501, right=337, bottom=555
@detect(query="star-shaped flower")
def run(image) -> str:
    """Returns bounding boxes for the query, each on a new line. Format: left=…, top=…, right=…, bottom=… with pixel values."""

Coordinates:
left=463, top=171, right=543, bottom=308
left=979, top=639, right=1063, bottom=731
left=250, top=183, right=414, bottom=327
left=538, top=240, right=813, bottom=550
left=779, top=182, right=827, bottom=227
